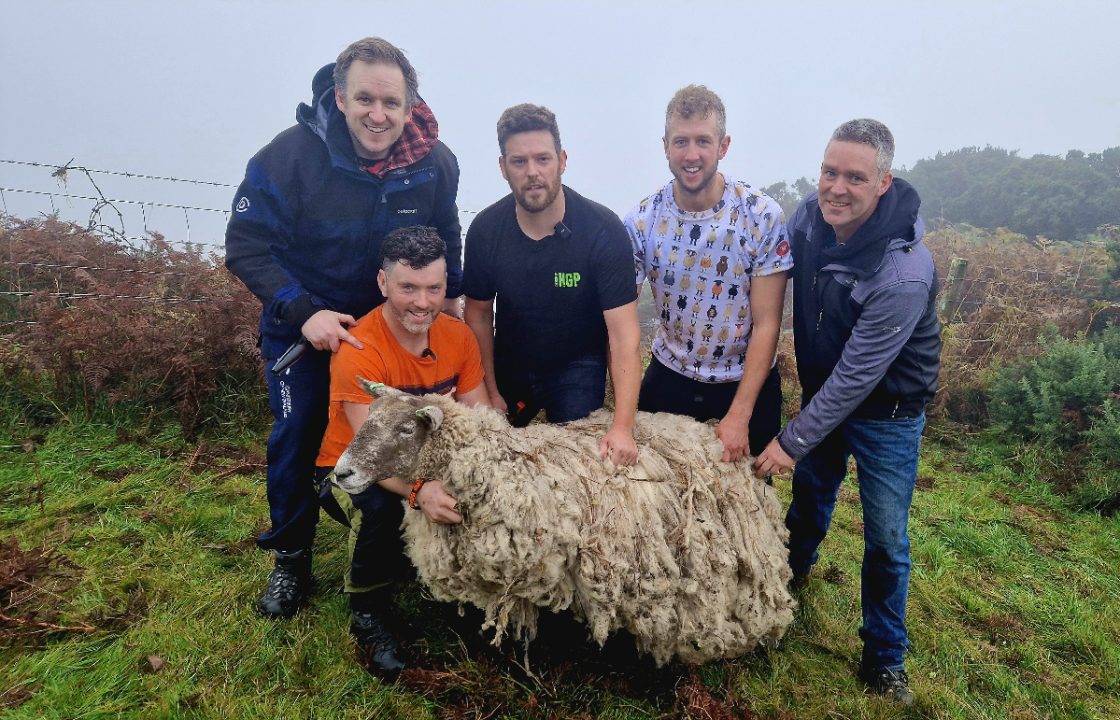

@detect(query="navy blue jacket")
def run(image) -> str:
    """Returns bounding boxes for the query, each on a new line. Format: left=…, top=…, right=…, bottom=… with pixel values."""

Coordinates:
left=225, top=63, right=462, bottom=343
left=779, top=178, right=941, bottom=460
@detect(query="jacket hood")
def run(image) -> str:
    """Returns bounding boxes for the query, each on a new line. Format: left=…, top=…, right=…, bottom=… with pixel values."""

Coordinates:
left=295, top=61, right=439, bottom=174
left=295, top=63, right=337, bottom=139
left=814, top=177, right=922, bottom=278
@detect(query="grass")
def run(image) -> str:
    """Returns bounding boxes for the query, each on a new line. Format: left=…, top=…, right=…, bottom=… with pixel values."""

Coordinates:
left=2, top=405, right=1119, bottom=719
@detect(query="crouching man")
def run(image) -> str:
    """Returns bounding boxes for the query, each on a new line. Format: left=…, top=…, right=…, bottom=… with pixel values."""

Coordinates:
left=753, top=119, right=941, bottom=705
left=314, top=226, right=488, bottom=677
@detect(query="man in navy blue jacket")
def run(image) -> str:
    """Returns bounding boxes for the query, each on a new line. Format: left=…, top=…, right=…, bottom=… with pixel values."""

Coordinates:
left=755, top=119, right=940, bottom=705
left=225, top=37, right=462, bottom=620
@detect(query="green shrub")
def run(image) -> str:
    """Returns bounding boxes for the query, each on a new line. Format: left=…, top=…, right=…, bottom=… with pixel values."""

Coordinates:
left=1084, top=402, right=1120, bottom=468
left=990, top=325, right=1120, bottom=456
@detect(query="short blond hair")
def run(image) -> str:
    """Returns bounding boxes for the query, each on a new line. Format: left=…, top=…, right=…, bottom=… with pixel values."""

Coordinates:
left=665, top=85, right=726, bottom=138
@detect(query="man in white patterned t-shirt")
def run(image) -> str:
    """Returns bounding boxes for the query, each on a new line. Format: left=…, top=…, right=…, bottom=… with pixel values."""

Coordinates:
left=624, top=84, right=792, bottom=464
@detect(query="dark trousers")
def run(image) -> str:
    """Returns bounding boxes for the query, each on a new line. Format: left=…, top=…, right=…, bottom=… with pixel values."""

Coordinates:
left=316, top=467, right=411, bottom=594
left=257, top=331, right=330, bottom=552
left=496, top=356, right=608, bottom=427
left=637, top=357, right=782, bottom=456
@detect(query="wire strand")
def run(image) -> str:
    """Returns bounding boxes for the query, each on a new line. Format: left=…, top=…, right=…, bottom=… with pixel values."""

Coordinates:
left=0, top=186, right=228, bottom=214
left=0, top=290, right=210, bottom=303
left=0, top=158, right=238, bottom=189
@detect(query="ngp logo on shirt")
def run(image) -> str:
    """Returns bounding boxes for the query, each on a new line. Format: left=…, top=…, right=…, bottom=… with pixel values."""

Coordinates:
left=554, top=272, right=581, bottom=288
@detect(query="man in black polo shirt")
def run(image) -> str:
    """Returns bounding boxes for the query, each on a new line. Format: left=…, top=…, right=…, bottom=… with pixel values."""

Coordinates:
left=462, top=103, right=641, bottom=465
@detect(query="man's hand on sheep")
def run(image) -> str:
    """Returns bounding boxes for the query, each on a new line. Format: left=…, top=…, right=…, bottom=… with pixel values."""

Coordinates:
left=599, top=424, right=639, bottom=466
left=753, top=438, right=795, bottom=479
left=715, top=411, right=751, bottom=463
left=301, top=310, right=363, bottom=352
left=415, top=479, right=463, bottom=525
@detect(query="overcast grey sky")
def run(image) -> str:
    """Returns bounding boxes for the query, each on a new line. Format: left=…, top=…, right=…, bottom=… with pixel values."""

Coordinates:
left=2, top=0, right=1117, bottom=248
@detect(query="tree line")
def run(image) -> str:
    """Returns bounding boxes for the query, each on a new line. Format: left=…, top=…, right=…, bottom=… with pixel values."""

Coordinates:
left=763, top=145, right=1120, bottom=243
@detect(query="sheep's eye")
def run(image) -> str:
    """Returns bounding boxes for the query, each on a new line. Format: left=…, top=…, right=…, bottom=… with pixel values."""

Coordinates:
left=399, top=422, right=416, bottom=436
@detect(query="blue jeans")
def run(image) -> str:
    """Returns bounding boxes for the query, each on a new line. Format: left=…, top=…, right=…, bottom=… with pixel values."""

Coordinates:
left=496, top=356, right=607, bottom=426
left=257, top=329, right=331, bottom=551
left=785, top=413, right=926, bottom=670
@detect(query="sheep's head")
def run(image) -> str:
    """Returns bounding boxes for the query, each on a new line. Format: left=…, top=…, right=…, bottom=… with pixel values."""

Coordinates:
left=332, top=378, right=444, bottom=495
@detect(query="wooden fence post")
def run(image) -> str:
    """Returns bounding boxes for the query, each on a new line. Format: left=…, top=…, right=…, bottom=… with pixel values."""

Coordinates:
left=939, top=257, right=968, bottom=324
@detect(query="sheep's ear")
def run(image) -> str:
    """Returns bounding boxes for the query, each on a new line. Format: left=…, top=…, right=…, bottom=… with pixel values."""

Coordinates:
left=356, top=377, right=402, bottom=398
left=416, top=405, right=443, bottom=431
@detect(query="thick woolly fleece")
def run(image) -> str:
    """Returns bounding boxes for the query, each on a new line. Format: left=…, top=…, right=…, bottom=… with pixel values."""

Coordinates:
left=362, top=394, right=796, bottom=667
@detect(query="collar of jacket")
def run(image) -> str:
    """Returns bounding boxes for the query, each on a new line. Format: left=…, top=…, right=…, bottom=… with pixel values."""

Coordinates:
left=811, top=177, right=921, bottom=280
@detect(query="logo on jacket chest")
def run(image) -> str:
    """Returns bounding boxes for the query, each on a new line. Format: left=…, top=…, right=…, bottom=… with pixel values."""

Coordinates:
left=396, top=208, right=418, bottom=214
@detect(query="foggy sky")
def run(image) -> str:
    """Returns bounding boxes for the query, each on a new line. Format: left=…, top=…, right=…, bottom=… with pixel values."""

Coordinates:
left=2, top=0, right=1117, bottom=248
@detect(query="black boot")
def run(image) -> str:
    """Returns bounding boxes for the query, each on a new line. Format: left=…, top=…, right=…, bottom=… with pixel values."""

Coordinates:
left=859, top=665, right=915, bottom=706
left=256, top=548, right=311, bottom=619
left=350, top=590, right=406, bottom=678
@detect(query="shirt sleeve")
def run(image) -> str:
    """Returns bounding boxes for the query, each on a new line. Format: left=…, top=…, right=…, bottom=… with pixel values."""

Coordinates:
left=777, top=279, right=932, bottom=459
left=594, top=212, right=640, bottom=312
left=431, top=147, right=464, bottom=298
left=453, top=324, right=486, bottom=396
left=329, top=341, right=388, bottom=406
left=623, top=204, right=648, bottom=286
left=224, top=153, right=322, bottom=332
left=461, top=210, right=495, bottom=301
left=747, top=194, right=793, bottom=278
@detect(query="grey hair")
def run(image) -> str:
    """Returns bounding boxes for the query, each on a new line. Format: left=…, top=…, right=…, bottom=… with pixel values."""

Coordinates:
left=333, top=37, right=419, bottom=107
left=830, top=119, right=895, bottom=176
left=665, top=85, right=726, bottom=139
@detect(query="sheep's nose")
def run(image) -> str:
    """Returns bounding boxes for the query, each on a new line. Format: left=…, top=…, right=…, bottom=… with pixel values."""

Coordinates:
left=335, top=468, right=353, bottom=480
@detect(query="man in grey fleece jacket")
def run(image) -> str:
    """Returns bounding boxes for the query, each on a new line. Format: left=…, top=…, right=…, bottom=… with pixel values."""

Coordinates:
left=754, top=119, right=941, bottom=706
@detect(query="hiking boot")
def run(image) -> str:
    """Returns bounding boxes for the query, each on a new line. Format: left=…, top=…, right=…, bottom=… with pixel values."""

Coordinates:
left=351, top=608, right=406, bottom=679
left=256, top=549, right=311, bottom=619
left=859, top=665, right=915, bottom=706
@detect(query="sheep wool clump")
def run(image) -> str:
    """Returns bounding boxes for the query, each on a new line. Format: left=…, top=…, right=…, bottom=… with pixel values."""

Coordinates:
left=398, top=395, right=795, bottom=667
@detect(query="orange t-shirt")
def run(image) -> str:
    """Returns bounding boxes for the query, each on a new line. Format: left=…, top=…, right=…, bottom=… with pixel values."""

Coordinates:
left=315, top=306, right=485, bottom=467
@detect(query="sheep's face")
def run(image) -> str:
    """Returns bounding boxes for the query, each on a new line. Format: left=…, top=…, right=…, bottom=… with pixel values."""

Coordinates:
left=332, top=381, right=444, bottom=495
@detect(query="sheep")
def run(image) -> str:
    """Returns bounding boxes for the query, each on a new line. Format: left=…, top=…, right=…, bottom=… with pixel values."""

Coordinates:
left=332, top=380, right=795, bottom=667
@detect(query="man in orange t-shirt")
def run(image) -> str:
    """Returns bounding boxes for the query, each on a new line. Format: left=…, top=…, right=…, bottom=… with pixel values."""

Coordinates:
left=315, top=225, right=488, bottom=677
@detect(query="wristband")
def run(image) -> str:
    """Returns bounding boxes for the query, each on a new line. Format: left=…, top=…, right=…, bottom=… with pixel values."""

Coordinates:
left=408, top=477, right=430, bottom=510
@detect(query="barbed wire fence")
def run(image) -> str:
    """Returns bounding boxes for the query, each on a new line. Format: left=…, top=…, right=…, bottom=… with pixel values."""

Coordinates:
left=0, top=159, right=488, bottom=328
left=2, top=158, right=1118, bottom=337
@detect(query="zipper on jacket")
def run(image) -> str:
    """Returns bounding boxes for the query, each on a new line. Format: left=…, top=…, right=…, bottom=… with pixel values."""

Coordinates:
left=813, top=272, right=823, bottom=331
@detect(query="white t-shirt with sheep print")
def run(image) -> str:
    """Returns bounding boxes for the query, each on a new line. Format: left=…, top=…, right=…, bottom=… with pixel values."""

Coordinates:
left=626, top=179, right=792, bottom=383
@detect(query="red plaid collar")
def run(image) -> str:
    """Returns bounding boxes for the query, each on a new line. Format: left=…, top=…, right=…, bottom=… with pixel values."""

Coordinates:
left=359, top=101, right=439, bottom=178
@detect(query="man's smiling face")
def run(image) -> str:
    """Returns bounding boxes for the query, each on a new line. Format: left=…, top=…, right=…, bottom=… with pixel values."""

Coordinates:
left=818, top=140, right=893, bottom=242
left=335, top=60, right=409, bottom=161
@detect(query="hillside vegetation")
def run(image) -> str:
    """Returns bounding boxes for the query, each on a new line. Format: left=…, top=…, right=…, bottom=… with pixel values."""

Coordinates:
left=1, top=216, right=1119, bottom=718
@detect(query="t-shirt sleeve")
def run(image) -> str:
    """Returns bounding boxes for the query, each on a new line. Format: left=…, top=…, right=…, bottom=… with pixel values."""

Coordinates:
left=623, top=205, right=648, bottom=286
left=453, top=323, right=485, bottom=396
left=594, top=213, right=640, bottom=312
left=749, top=195, right=794, bottom=277
left=461, top=211, right=495, bottom=301
left=329, top=341, right=388, bottom=406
